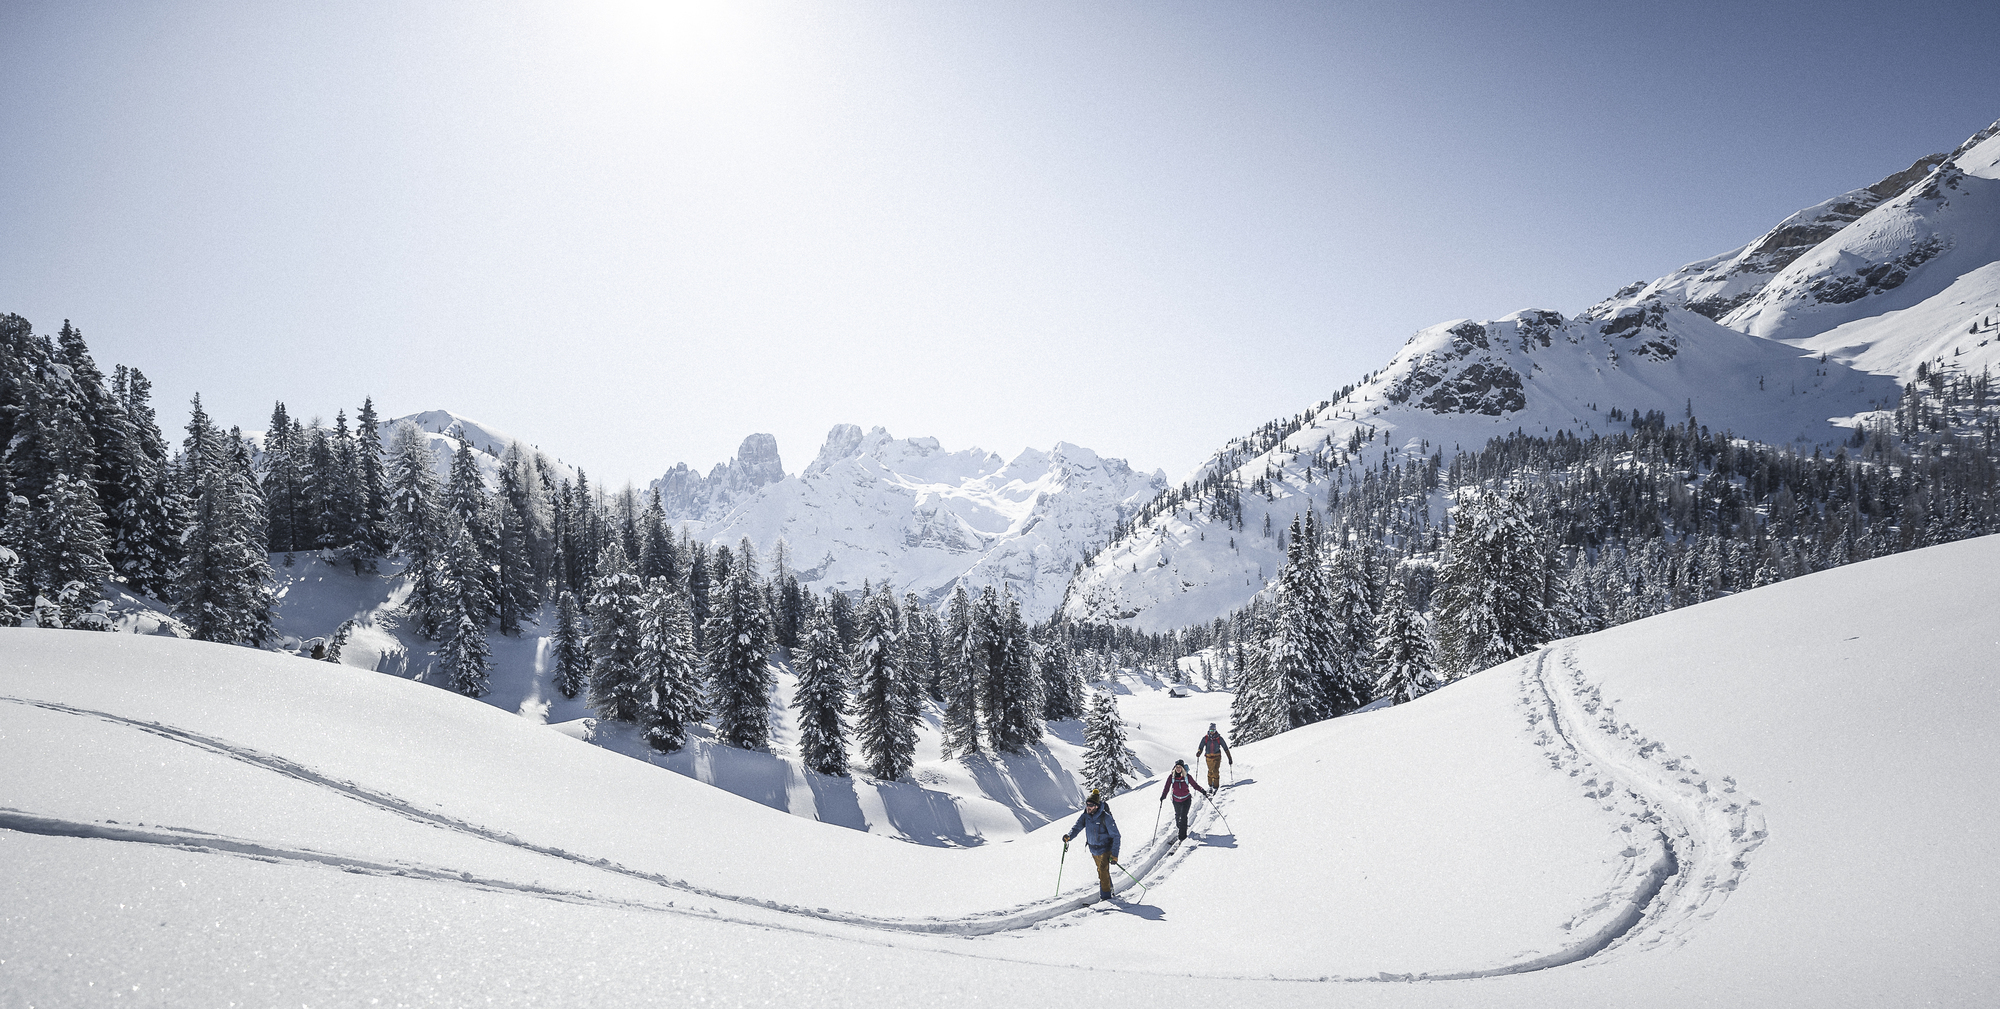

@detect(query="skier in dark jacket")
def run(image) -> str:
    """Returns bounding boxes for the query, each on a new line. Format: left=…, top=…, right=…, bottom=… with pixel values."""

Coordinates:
left=1062, top=789, right=1122, bottom=901
left=1195, top=723, right=1233, bottom=791
left=1158, top=759, right=1209, bottom=841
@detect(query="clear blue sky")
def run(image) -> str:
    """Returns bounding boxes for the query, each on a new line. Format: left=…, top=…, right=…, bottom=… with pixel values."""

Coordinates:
left=3, top=0, right=1996, bottom=485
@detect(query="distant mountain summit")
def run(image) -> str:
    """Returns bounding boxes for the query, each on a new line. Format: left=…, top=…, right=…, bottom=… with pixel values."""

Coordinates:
left=1060, top=117, right=2000, bottom=632
left=650, top=425, right=1165, bottom=618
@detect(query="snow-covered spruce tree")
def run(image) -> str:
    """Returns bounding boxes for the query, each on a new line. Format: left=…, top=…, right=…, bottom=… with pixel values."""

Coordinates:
left=438, top=517, right=494, bottom=697
left=897, top=590, right=934, bottom=699
left=440, top=610, right=491, bottom=697
left=385, top=420, right=447, bottom=638
left=940, top=583, right=981, bottom=757
left=851, top=587, right=919, bottom=780
left=1370, top=580, right=1437, bottom=705
left=353, top=397, right=390, bottom=556
left=1081, top=689, right=1135, bottom=797
left=172, top=440, right=273, bottom=645
left=0, top=545, right=27, bottom=626
left=106, top=365, right=177, bottom=596
left=1325, top=538, right=1378, bottom=716
left=637, top=584, right=704, bottom=752
left=1265, top=514, right=1331, bottom=732
left=824, top=583, right=856, bottom=647
left=703, top=543, right=774, bottom=750
left=989, top=590, right=1042, bottom=751
left=551, top=589, right=590, bottom=699
left=587, top=543, right=647, bottom=723
left=1229, top=598, right=1277, bottom=744
left=792, top=599, right=850, bottom=776
left=973, top=585, right=1014, bottom=751
left=1039, top=636, right=1083, bottom=722
left=1433, top=486, right=1549, bottom=680
left=493, top=496, right=537, bottom=635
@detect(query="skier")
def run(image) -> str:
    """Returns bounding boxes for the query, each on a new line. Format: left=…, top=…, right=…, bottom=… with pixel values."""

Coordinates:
left=1157, top=759, right=1209, bottom=841
left=1061, top=789, right=1122, bottom=901
left=1195, top=723, right=1233, bottom=791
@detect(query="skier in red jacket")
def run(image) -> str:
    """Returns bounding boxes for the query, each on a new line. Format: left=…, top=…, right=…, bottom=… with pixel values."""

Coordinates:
left=1158, top=759, right=1209, bottom=841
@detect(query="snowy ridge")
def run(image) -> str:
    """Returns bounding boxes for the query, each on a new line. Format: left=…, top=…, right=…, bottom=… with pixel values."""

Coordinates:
left=656, top=425, right=1165, bottom=617
left=1062, top=119, right=2000, bottom=632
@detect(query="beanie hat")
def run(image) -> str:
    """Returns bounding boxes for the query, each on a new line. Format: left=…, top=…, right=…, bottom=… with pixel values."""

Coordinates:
left=1085, top=789, right=1102, bottom=805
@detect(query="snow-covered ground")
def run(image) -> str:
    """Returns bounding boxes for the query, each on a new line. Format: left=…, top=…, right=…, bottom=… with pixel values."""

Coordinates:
left=5, top=535, right=1995, bottom=1006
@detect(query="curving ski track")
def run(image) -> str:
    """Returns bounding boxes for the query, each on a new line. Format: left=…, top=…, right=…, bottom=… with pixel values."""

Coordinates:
left=0, top=655, right=1764, bottom=982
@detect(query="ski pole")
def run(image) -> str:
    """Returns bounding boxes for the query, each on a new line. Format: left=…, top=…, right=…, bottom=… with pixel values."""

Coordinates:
left=1055, top=841, right=1068, bottom=898
left=1153, top=798, right=1164, bottom=839
left=1112, top=860, right=1150, bottom=901
left=1199, top=788, right=1234, bottom=834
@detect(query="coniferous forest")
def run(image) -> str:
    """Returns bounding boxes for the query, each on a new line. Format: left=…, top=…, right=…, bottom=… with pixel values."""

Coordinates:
left=6, top=311, right=1999, bottom=774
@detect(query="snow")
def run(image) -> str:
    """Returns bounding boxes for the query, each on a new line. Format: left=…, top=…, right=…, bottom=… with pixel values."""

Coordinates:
left=1065, top=118, right=2000, bottom=632
left=656, top=425, right=1166, bottom=619
left=6, top=535, right=1996, bottom=1005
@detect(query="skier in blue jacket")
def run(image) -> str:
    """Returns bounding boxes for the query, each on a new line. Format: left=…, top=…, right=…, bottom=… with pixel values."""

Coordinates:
left=1061, top=789, right=1122, bottom=901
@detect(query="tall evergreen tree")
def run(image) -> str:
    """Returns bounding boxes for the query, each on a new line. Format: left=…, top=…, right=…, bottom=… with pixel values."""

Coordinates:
left=940, top=584, right=981, bottom=757
left=852, top=587, right=918, bottom=780
left=792, top=600, right=850, bottom=776
left=636, top=584, right=705, bottom=752
left=551, top=589, right=590, bottom=699
left=1081, top=689, right=1134, bottom=796
left=1434, top=487, right=1548, bottom=679
left=385, top=421, right=447, bottom=638
left=587, top=543, right=647, bottom=723
left=1266, top=515, right=1332, bottom=732
left=172, top=437, right=273, bottom=645
left=353, top=397, right=389, bottom=554
left=989, top=590, right=1041, bottom=751
left=703, top=545, right=773, bottom=750
left=1039, top=635, right=1083, bottom=721
left=1370, top=580, right=1437, bottom=705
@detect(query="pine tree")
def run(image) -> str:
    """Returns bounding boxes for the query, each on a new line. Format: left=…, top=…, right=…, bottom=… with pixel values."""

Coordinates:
left=1434, top=486, right=1548, bottom=679
left=353, top=397, right=389, bottom=554
left=1230, top=598, right=1277, bottom=743
left=439, top=610, right=491, bottom=698
left=551, top=589, right=590, bottom=699
left=105, top=365, right=176, bottom=596
left=973, top=585, right=1010, bottom=750
left=587, top=545, right=648, bottom=723
left=989, top=590, right=1041, bottom=751
left=171, top=438, right=273, bottom=645
left=493, top=496, right=537, bottom=634
left=1324, top=539, right=1377, bottom=716
left=1266, top=515, right=1331, bottom=732
left=704, top=546, right=773, bottom=750
left=1370, top=580, right=1437, bottom=705
left=851, top=587, right=918, bottom=780
left=1039, top=635, right=1083, bottom=721
left=1081, top=689, right=1134, bottom=796
left=636, top=584, right=705, bottom=752
left=325, top=619, right=356, bottom=663
left=792, top=600, right=850, bottom=776
left=386, top=421, right=447, bottom=638
left=940, top=584, right=981, bottom=757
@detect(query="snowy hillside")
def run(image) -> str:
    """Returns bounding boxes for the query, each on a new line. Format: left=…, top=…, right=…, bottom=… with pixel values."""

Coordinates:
left=6, top=534, right=1995, bottom=1006
left=1063, top=118, right=2000, bottom=632
left=654, top=425, right=1166, bottom=618
left=262, top=549, right=1207, bottom=847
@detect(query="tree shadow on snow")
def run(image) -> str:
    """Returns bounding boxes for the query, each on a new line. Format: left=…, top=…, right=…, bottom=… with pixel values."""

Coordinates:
left=803, top=772, right=869, bottom=832
left=1043, top=718, right=1085, bottom=746
left=959, top=746, right=1083, bottom=830
left=872, top=778, right=980, bottom=846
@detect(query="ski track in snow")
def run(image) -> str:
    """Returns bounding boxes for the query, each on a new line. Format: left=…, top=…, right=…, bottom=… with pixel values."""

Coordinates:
left=0, top=661, right=1765, bottom=981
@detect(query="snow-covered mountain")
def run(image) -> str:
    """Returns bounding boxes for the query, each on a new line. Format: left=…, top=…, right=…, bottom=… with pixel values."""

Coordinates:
left=9, top=533, right=1995, bottom=1006
left=652, top=425, right=1166, bottom=618
left=1061, top=118, right=2000, bottom=632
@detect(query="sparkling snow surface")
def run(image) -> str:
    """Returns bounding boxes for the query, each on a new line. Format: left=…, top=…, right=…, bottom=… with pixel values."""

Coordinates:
left=5, top=537, right=1996, bottom=1006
